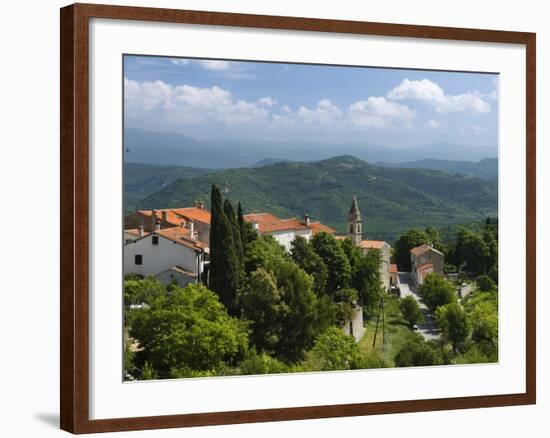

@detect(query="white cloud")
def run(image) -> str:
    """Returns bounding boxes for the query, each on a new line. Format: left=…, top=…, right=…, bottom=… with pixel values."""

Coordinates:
left=171, top=59, right=189, bottom=66
left=348, top=97, right=415, bottom=128
left=296, top=99, right=343, bottom=125
left=195, top=60, right=233, bottom=71
left=257, top=97, right=277, bottom=107
left=388, top=78, right=491, bottom=113
left=425, top=119, right=442, bottom=129
left=124, top=78, right=268, bottom=125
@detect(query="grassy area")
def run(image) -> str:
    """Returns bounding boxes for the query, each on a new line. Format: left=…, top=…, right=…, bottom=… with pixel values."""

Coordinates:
left=358, top=296, right=416, bottom=367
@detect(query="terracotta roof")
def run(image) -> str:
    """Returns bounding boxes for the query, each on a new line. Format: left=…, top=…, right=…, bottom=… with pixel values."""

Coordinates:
left=360, top=240, right=388, bottom=250
left=136, top=210, right=184, bottom=227
left=124, top=228, right=148, bottom=237
left=244, top=213, right=310, bottom=233
left=155, top=227, right=209, bottom=252
left=410, top=244, right=443, bottom=256
left=410, top=244, right=431, bottom=256
left=390, top=264, right=398, bottom=273
left=157, top=266, right=197, bottom=278
left=309, top=221, right=336, bottom=235
left=169, top=207, right=211, bottom=224
left=416, top=262, right=433, bottom=272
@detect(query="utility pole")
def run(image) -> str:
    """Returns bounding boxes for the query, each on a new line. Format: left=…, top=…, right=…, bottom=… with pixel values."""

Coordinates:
left=372, top=295, right=386, bottom=349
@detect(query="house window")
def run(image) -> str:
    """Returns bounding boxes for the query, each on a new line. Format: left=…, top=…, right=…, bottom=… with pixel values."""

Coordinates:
left=152, top=235, right=159, bottom=245
left=135, top=254, right=143, bottom=265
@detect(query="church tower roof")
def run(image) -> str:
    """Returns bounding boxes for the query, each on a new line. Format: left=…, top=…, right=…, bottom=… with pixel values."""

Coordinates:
left=348, top=196, right=361, bottom=221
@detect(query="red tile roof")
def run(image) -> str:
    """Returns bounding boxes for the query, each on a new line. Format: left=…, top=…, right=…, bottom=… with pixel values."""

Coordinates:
left=244, top=213, right=311, bottom=233
left=416, top=262, right=433, bottom=272
left=155, top=227, right=209, bottom=252
left=410, top=244, right=431, bottom=256
left=169, top=207, right=211, bottom=224
left=410, top=244, right=443, bottom=256
left=124, top=228, right=147, bottom=236
left=309, top=221, right=336, bottom=235
left=360, top=240, right=388, bottom=250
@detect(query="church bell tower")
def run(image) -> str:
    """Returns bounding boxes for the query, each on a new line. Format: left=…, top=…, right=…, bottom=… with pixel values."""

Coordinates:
left=348, top=196, right=362, bottom=247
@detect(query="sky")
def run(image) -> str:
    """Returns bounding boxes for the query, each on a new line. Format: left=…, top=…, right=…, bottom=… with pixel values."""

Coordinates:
left=124, top=55, right=498, bottom=148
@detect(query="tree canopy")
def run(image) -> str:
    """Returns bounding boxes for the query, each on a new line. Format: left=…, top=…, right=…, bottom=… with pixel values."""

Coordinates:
left=130, top=283, right=249, bottom=378
left=435, top=303, right=471, bottom=352
left=419, top=273, right=457, bottom=314
left=311, top=327, right=363, bottom=371
left=400, top=296, right=424, bottom=329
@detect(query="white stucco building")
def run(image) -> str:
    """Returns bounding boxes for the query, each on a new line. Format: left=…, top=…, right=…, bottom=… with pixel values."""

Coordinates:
left=124, top=225, right=208, bottom=286
left=244, top=212, right=335, bottom=252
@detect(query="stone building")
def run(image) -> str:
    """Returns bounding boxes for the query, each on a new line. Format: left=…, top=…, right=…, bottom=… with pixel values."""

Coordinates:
left=410, top=243, right=445, bottom=285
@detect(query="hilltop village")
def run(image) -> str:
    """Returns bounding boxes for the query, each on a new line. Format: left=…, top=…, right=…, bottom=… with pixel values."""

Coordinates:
left=124, top=196, right=445, bottom=337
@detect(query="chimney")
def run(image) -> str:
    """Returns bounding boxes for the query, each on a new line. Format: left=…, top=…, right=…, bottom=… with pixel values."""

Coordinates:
left=155, top=217, right=161, bottom=232
left=199, top=201, right=205, bottom=210
left=304, top=213, right=310, bottom=226
left=138, top=225, right=144, bottom=237
left=150, top=209, right=157, bottom=231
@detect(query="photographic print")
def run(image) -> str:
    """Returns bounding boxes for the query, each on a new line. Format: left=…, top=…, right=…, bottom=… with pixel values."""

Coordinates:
left=122, top=55, right=499, bottom=381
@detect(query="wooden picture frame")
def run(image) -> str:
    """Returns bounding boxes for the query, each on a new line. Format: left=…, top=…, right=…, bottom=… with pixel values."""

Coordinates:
left=60, top=2, right=536, bottom=434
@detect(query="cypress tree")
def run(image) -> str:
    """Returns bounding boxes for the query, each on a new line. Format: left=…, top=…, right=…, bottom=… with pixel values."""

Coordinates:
left=237, top=202, right=248, bottom=253
left=224, top=199, right=245, bottom=288
left=209, top=185, right=240, bottom=314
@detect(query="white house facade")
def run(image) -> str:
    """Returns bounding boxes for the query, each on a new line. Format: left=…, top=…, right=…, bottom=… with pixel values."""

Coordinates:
left=124, top=226, right=208, bottom=285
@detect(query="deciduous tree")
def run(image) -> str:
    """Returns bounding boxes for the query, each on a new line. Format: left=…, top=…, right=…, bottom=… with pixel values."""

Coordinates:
left=419, top=273, right=456, bottom=314
left=400, top=295, right=424, bottom=329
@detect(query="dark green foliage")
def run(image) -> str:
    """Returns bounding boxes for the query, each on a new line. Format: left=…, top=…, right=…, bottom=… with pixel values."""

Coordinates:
left=454, top=227, right=492, bottom=276
left=140, top=361, right=157, bottom=380
left=237, top=202, right=248, bottom=251
left=311, top=327, right=364, bottom=371
left=355, top=250, right=383, bottom=310
left=138, top=156, right=497, bottom=242
left=394, top=229, right=431, bottom=270
left=238, top=349, right=290, bottom=375
left=419, top=273, right=457, bottom=314
left=290, top=235, right=328, bottom=295
left=394, top=332, right=443, bottom=367
left=224, top=199, right=245, bottom=286
left=129, top=283, right=249, bottom=378
left=124, top=341, right=136, bottom=378
left=476, top=275, right=496, bottom=292
left=239, top=268, right=289, bottom=354
left=311, top=232, right=351, bottom=293
left=435, top=303, right=471, bottom=352
left=272, top=260, right=318, bottom=362
left=209, top=185, right=241, bottom=314
left=400, top=296, right=424, bottom=328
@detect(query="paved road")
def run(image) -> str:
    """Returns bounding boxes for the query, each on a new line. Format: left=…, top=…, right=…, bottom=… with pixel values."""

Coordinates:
left=397, top=272, right=440, bottom=341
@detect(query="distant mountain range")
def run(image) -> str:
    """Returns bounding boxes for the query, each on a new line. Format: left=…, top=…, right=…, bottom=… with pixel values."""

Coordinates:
left=376, top=158, right=498, bottom=181
left=130, top=155, right=497, bottom=242
left=124, top=128, right=498, bottom=169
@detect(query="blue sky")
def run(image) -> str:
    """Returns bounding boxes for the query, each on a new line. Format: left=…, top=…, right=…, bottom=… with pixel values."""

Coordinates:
left=124, top=55, right=498, bottom=148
